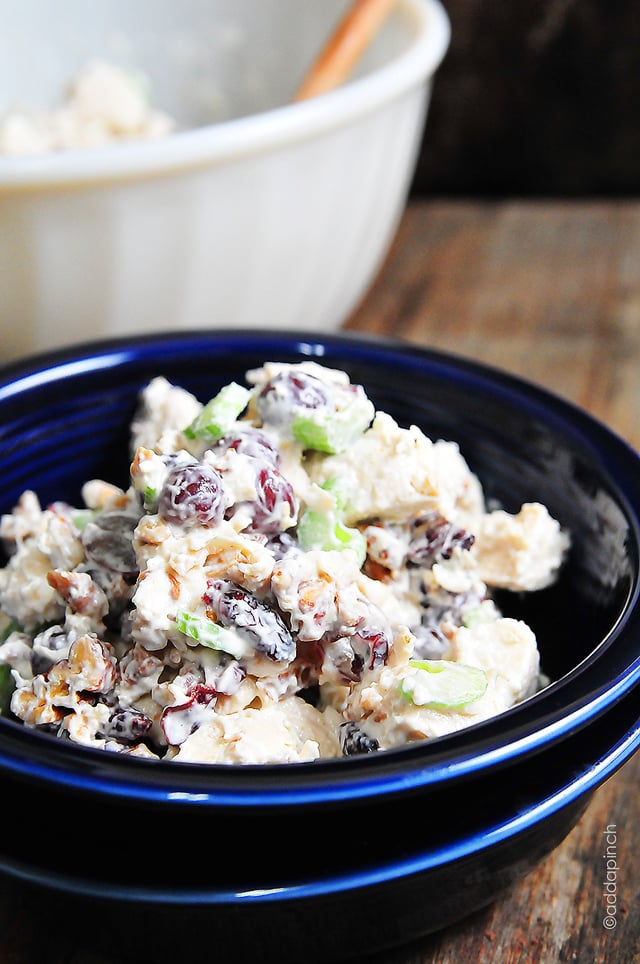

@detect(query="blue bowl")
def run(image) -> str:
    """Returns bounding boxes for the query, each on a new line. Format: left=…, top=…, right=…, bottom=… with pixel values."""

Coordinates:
left=1, top=330, right=639, bottom=961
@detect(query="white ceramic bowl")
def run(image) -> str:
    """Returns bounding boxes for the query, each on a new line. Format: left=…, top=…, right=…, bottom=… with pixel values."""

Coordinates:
left=0, top=0, right=449, bottom=362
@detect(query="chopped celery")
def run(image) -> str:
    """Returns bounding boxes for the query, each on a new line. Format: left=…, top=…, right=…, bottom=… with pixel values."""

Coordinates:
left=131, top=451, right=169, bottom=511
left=320, top=476, right=348, bottom=512
left=400, top=659, right=487, bottom=710
left=291, top=394, right=373, bottom=453
left=175, top=610, right=249, bottom=659
left=184, top=383, right=251, bottom=441
left=71, top=508, right=96, bottom=531
left=462, top=599, right=497, bottom=628
left=0, top=664, right=14, bottom=715
left=0, top=614, right=21, bottom=643
left=297, top=508, right=366, bottom=565
left=297, top=477, right=366, bottom=563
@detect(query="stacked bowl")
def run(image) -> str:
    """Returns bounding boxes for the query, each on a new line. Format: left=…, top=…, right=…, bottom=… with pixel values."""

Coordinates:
left=0, top=330, right=638, bottom=961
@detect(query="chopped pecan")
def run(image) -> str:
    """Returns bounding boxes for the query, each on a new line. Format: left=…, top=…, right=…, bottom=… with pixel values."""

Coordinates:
left=47, top=570, right=109, bottom=621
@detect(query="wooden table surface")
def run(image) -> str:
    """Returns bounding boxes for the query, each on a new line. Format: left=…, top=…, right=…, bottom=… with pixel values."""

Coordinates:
left=2, top=199, right=639, bottom=963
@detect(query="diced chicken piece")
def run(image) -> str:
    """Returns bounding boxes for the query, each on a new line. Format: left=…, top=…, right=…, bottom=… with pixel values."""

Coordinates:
left=473, top=502, right=570, bottom=591
left=449, top=616, right=540, bottom=704
left=308, top=413, right=485, bottom=525
left=174, top=697, right=341, bottom=764
left=130, top=376, right=203, bottom=454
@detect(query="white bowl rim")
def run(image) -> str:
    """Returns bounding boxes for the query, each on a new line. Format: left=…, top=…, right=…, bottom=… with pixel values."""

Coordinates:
left=0, top=0, right=450, bottom=190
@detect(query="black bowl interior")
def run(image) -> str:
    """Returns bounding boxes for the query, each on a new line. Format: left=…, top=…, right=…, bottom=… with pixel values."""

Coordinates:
left=0, top=329, right=638, bottom=791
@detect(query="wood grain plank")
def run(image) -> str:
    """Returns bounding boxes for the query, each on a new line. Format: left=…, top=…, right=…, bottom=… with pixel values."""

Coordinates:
left=347, top=199, right=640, bottom=449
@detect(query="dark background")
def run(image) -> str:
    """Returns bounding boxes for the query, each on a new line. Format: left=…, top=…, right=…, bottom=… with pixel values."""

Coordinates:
left=410, top=0, right=639, bottom=196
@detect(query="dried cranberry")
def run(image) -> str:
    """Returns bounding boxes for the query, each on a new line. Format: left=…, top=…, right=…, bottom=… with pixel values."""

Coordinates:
left=266, top=532, right=301, bottom=560
left=215, top=428, right=281, bottom=466
left=256, top=371, right=331, bottom=425
left=204, top=579, right=296, bottom=662
left=252, top=467, right=297, bottom=533
left=31, top=626, right=70, bottom=675
left=228, top=465, right=297, bottom=535
left=82, top=510, right=139, bottom=575
left=411, top=623, right=450, bottom=660
left=160, top=689, right=217, bottom=746
left=339, top=721, right=379, bottom=756
left=103, top=707, right=153, bottom=743
left=158, top=462, right=226, bottom=528
left=352, top=628, right=390, bottom=673
left=191, top=683, right=218, bottom=704
left=408, top=512, right=475, bottom=566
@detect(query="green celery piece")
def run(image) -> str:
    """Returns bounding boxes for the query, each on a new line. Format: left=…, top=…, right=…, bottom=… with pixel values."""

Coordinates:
left=320, top=476, right=348, bottom=511
left=144, top=485, right=158, bottom=512
left=175, top=610, right=248, bottom=659
left=71, top=509, right=96, bottom=531
left=133, top=455, right=169, bottom=512
left=0, top=616, right=20, bottom=643
left=462, top=600, right=497, bottom=628
left=184, top=383, right=251, bottom=441
left=297, top=508, right=366, bottom=565
left=400, top=659, right=487, bottom=710
left=291, top=394, right=373, bottom=453
left=0, top=664, right=14, bottom=715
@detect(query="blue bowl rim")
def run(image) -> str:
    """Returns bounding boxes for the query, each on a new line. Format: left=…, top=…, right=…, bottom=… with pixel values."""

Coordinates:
left=0, top=328, right=639, bottom=807
left=2, top=678, right=638, bottom=905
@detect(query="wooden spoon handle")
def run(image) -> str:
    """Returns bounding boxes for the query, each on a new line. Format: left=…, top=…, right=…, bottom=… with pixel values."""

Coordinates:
left=293, top=0, right=399, bottom=101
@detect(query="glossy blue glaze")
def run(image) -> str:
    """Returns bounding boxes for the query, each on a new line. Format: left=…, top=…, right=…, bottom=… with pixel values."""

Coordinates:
left=3, top=672, right=638, bottom=904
